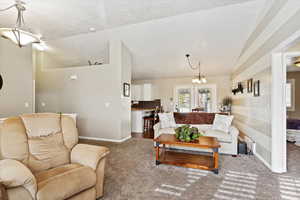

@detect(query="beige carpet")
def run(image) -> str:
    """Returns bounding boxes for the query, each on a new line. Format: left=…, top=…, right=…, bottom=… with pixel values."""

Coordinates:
left=80, top=138, right=300, bottom=200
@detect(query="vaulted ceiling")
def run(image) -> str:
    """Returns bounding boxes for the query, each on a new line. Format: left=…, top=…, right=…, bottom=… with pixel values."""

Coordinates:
left=0, top=0, right=267, bottom=79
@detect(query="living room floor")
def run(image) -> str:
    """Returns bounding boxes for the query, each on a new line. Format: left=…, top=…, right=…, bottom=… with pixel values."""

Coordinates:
left=80, top=139, right=300, bottom=200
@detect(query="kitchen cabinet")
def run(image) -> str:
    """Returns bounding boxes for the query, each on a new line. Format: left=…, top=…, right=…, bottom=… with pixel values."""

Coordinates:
left=131, top=84, right=152, bottom=101
left=131, top=109, right=154, bottom=133
left=132, top=85, right=142, bottom=101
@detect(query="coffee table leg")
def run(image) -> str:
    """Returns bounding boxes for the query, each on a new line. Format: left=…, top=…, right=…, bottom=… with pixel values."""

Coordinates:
left=155, top=142, right=160, bottom=165
left=213, top=148, right=219, bottom=174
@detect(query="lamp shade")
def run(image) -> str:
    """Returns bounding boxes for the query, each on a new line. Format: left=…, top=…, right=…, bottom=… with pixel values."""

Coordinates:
left=0, top=28, right=40, bottom=47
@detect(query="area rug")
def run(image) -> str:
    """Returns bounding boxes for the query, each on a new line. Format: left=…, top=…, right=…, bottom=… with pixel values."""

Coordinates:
left=80, top=138, right=300, bottom=200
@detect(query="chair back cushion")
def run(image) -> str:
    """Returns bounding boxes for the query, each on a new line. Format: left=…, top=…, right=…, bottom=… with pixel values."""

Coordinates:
left=0, top=113, right=78, bottom=173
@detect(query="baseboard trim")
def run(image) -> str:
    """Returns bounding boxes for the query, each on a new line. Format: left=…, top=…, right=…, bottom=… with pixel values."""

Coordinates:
left=254, top=151, right=272, bottom=171
left=79, top=135, right=132, bottom=143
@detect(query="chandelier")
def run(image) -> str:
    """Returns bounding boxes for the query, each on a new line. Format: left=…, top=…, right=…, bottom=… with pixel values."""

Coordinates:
left=0, top=0, right=41, bottom=47
left=185, top=54, right=207, bottom=84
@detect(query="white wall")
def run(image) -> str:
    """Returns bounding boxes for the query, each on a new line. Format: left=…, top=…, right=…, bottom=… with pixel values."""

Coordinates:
left=36, top=40, right=132, bottom=141
left=133, top=75, right=231, bottom=112
left=0, top=39, right=34, bottom=117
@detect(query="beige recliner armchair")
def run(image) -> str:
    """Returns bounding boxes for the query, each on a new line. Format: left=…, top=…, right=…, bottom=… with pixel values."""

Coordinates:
left=0, top=113, right=109, bottom=200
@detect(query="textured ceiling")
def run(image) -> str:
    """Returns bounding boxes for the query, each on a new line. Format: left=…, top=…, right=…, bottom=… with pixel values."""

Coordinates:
left=0, top=0, right=254, bottom=40
left=118, top=1, right=265, bottom=79
left=0, top=0, right=265, bottom=79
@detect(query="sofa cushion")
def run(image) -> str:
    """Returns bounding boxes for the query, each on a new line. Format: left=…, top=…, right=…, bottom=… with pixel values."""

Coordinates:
left=212, top=114, right=234, bottom=133
left=158, top=113, right=176, bottom=129
left=35, top=164, right=96, bottom=200
left=158, top=127, right=176, bottom=135
left=204, top=129, right=232, bottom=143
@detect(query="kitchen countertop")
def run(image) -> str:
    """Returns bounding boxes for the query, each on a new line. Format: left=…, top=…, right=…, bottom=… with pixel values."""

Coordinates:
left=131, top=108, right=156, bottom=111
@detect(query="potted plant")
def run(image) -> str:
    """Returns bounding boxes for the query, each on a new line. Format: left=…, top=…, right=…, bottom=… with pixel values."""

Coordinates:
left=175, top=125, right=204, bottom=142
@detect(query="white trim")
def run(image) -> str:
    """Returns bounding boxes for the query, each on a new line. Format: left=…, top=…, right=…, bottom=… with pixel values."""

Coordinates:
left=270, top=30, right=300, bottom=173
left=286, top=79, right=295, bottom=112
left=271, top=51, right=300, bottom=173
left=271, top=53, right=287, bottom=173
left=254, top=151, right=272, bottom=171
left=79, top=135, right=131, bottom=143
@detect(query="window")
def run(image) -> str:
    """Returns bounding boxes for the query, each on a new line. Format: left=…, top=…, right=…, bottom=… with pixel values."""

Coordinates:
left=286, top=79, right=295, bottom=111
left=177, top=88, right=192, bottom=112
left=195, top=88, right=212, bottom=112
left=174, top=85, right=217, bottom=113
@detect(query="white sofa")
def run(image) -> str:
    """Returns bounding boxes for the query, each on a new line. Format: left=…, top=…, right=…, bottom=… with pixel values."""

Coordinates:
left=153, top=123, right=239, bottom=155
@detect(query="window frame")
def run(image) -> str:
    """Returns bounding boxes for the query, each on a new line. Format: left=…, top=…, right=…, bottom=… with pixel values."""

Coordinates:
left=286, top=79, right=295, bottom=111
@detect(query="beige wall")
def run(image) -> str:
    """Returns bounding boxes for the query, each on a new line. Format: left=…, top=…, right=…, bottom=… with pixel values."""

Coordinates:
left=120, top=43, right=132, bottom=138
left=0, top=39, right=34, bottom=118
left=36, top=40, right=132, bottom=141
left=287, top=71, right=300, bottom=119
left=133, top=75, right=231, bottom=112
left=232, top=64, right=272, bottom=165
left=232, top=2, right=300, bottom=168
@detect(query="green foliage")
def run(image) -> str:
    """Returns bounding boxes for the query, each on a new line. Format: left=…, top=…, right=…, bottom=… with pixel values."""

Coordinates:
left=175, top=125, right=203, bottom=142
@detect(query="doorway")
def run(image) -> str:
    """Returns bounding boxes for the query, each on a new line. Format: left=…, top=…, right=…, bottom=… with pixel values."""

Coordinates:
left=272, top=35, right=300, bottom=173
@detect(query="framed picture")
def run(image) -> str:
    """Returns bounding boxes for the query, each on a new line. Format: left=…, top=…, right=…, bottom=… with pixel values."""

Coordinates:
left=0, top=74, right=3, bottom=90
left=123, top=83, right=130, bottom=97
left=247, top=78, right=253, bottom=93
left=253, top=80, right=260, bottom=97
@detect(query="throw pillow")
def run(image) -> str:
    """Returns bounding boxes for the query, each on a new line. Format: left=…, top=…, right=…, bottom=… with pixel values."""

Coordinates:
left=158, top=113, right=177, bottom=129
left=212, top=114, right=234, bottom=133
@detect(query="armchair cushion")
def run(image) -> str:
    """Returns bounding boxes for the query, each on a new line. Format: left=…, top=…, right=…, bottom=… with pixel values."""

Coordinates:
left=71, top=144, right=109, bottom=170
left=0, top=183, right=8, bottom=200
left=0, top=159, right=37, bottom=198
left=35, top=163, right=96, bottom=200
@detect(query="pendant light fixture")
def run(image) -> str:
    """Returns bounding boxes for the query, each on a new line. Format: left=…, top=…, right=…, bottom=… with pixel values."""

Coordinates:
left=0, top=0, right=41, bottom=47
left=185, top=54, right=207, bottom=84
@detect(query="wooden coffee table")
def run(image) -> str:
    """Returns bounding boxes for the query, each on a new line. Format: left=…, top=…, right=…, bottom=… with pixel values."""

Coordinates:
left=154, top=134, right=221, bottom=174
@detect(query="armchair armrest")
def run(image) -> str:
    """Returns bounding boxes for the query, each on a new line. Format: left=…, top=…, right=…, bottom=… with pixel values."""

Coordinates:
left=0, top=159, right=37, bottom=198
left=71, top=144, right=109, bottom=170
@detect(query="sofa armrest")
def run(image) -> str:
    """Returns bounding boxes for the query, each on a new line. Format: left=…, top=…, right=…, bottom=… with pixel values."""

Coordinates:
left=229, top=126, right=239, bottom=140
left=71, top=144, right=109, bottom=170
left=153, top=122, right=161, bottom=139
left=0, top=159, right=37, bottom=198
